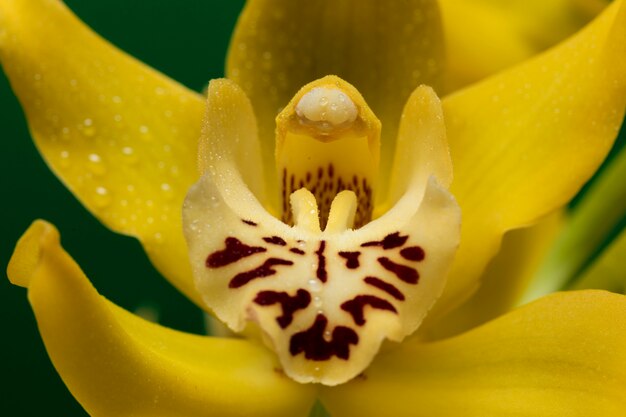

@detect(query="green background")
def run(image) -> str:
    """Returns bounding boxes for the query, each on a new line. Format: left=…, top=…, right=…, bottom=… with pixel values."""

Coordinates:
left=0, top=1, right=244, bottom=415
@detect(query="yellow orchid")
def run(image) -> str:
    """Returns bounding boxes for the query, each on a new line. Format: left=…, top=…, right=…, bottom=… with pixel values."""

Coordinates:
left=2, top=0, right=626, bottom=415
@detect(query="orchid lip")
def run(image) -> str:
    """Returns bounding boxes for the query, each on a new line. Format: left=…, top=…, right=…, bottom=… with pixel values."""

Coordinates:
left=183, top=76, right=461, bottom=385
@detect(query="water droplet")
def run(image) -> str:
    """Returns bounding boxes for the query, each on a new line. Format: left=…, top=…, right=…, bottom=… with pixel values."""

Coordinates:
left=114, top=114, right=123, bottom=122
left=93, top=186, right=111, bottom=207
left=112, top=95, right=122, bottom=103
left=59, top=151, right=70, bottom=168
left=139, top=125, right=149, bottom=134
left=154, top=232, right=164, bottom=243
left=88, top=153, right=106, bottom=175
left=308, top=279, right=322, bottom=293
left=81, top=118, right=96, bottom=137
left=121, top=146, right=138, bottom=164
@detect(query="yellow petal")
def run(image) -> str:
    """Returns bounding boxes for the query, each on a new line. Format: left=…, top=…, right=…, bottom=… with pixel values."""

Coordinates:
left=321, top=290, right=626, bottom=417
left=439, top=0, right=603, bottom=90
left=429, top=0, right=626, bottom=321
left=0, top=0, right=205, bottom=305
left=427, top=211, right=563, bottom=340
left=7, top=220, right=316, bottom=417
left=226, top=0, right=445, bottom=193
left=524, top=132, right=626, bottom=301
left=386, top=85, right=453, bottom=209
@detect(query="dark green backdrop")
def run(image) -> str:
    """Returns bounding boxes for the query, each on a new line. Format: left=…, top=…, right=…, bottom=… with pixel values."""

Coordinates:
left=0, top=1, right=244, bottom=415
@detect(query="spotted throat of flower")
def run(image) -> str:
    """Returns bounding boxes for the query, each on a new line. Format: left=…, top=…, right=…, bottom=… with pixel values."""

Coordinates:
left=183, top=75, right=461, bottom=386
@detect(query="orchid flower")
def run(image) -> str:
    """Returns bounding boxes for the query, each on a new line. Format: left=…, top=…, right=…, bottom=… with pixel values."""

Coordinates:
left=3, top=0, right=626, bottom=416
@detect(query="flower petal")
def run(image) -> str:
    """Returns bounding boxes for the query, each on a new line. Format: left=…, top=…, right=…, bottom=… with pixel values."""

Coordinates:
left=429, top=0, right=626, bottom=321
left=184, top=78, right=460, bottom=385
left=226, top=0, right=445, bottom=190
left=428, top=212, right=563, bottom=340
left=0, top=0, right=205, bottom=305
left=7, top=220, right=317, bottom=417
left=524, top=131, right=626, bottom=301
left=439, top=0, right=602, bottom=90
left=385, top=85, right=453, bottom=209
left=321, top=290, right=626, bottom=417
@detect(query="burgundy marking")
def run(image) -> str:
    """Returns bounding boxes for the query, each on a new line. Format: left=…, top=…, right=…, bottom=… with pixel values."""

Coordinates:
left=364, top=276, right=405, bottom=301
left=338, top=251, right=361, bottom=269
left=400, top=246, right=425, bottom=262
left=341, top=295, right=397, bottom=326
left=254, top=289, right=311, bottom=328
left=378, top=257, right=419, bottom=284
left=290, top=248, right=305, bottom=255
left=289, top=314, right=359, bottom=360
left=263, top=236, right=287, bottom=246
left=328, top=163, right=334, bottom=178
left=361, top=232, right=409, bottom=249
left=229, top=258, right=293, bottom=288
left=316, top=241, right=328, bottom=283
left=206, top=238, right=266, bottom=268
left=241, top=219, right=258, bottom=226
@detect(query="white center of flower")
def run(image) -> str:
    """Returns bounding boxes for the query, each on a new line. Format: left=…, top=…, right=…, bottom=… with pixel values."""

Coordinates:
left=295, top=87, right=358, bottom=132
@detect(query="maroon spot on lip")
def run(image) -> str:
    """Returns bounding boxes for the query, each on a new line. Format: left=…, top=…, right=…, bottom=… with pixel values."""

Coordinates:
left=338, top=251, right=361, bottom=269
left=341, top=295, right=397, bottom=326
left=289, top=314, right=359, bottom=361
left=263, top=236, right=287, bottom=246
left=290, top=248, right=305, bottom=255
left=229, top=258, right=293, bottom=288
left=206, top=237, right=266, bottom=268
left=316, top=241, right=328, bottom=283
left=364, top=277, right=405, bottom=301
left=254, top=289, right=311, bottom=328
left=400, top=246, right=425, bottom=262
left=241, top=219, right=258, bottom=227
left=361, top=232, right=409, bottom=250
left=378, top=257, right=419, bottom=284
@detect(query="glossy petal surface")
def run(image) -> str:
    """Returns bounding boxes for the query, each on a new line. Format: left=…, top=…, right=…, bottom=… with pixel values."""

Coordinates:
left=227, top=0, right=445, bottom=197
left=7, top=220, right=316, bottom=417
left=429, top=0, right=626, bottom=321
left=322, top=291, right=626, bottom=417
left=0, top=0, right=205, bottom=305
left=430, top=212, right=563, bottom=340
left=525, top=135, right=626, bottom=301
left=440, top=0, right=602, bottom=90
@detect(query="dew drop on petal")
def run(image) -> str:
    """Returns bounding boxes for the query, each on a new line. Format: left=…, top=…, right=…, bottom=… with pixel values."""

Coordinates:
left=93, top=186, right=111, bottom=207
left=87, top=153, right=106, bottom=175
